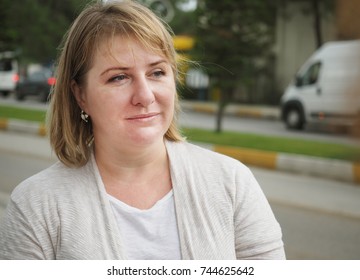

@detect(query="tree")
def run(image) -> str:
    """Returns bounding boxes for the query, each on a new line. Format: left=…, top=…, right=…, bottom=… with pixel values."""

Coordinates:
left=0, top=0, right=15, bottom=52
left=308, top=0, right=334, bottom=48
left=278, top=0, right=334, bottom=48
left=168, top=0, right=197, bottom=35
left=0, top=0, right=89, bottom=64
left=139, top=0, right=197, bottom=35
left=312, top=0, right=323, bottom=48
left=191, top=0, right=277, bottom=132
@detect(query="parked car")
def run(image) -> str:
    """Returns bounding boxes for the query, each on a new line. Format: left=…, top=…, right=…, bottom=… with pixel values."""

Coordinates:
left=280, top=40, right=360, bottom=130
left=15, top=68, right=56, bottom=102
left=0, top=51, right=19, bottom=97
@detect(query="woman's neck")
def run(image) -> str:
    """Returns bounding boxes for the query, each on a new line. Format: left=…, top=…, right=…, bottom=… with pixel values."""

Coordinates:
left=93, top=139, right=172, bottom=209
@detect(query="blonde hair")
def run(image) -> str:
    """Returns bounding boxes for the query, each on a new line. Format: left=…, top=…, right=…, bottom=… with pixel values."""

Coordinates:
left=47, top=0, right=184, bottom=167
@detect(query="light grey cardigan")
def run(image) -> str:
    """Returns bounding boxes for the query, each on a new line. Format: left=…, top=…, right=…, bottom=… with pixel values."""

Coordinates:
left=0, top=141, right=285, bottom=260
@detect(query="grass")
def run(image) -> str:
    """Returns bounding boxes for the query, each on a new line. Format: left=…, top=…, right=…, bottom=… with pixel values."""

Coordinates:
left=183, top=128, right=360, bottom=162
left=0, top=105, right=46, bottom=122
left=1, top=104, right=359, bottom=162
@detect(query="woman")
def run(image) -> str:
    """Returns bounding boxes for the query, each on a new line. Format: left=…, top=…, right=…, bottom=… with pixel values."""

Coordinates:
left=0, top=0, right=285, bottom=260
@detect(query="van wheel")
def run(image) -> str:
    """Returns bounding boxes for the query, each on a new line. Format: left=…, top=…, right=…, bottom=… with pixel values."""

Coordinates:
left=285, top=107, right=304, bottom=130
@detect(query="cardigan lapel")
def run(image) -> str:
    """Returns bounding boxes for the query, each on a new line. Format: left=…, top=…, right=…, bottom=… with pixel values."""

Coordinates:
left=89, top=153, right=127, bottom=259
left=165, top=140, right=236, bottom=260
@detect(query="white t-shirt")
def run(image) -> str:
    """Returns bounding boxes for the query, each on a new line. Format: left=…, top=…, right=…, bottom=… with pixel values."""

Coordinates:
left=108, top=190, right=181, bottom=260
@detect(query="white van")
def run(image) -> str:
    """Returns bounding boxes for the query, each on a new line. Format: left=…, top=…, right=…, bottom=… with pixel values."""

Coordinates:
left=280, top=40, right=360, bottom=130
left=0, top=51, right=19, bottom=97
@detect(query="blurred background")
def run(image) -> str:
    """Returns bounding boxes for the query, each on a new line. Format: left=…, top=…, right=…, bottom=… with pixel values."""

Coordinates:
left=0, top=0, right=360, bottom=259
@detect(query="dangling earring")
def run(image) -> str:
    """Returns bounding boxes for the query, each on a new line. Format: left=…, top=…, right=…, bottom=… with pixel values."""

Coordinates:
left=81, top=110, right=89, bottom=123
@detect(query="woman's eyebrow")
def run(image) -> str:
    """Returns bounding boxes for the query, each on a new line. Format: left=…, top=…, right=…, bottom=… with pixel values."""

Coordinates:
left=100, top=66, right=129, bottom=76
left=100, top=59, right=169, bottom=76
left=149, top=59, right=168, bottom=67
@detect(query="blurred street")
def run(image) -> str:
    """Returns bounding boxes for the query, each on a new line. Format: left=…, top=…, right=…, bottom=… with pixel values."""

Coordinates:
left=1, top=130, right=360, bottom=259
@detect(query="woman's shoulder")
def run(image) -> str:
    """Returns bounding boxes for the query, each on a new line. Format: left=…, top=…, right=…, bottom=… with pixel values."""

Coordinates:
left=10, top=160, right=95, bottom=205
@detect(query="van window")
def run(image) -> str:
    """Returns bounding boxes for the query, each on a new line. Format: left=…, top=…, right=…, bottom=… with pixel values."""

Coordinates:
left=0, top=59, right=13, bottom=71
left=298, top=62, right=322, bottom=86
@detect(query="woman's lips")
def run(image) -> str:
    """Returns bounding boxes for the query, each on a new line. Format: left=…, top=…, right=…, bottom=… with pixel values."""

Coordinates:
left=125, top=113, right=160, bottom=121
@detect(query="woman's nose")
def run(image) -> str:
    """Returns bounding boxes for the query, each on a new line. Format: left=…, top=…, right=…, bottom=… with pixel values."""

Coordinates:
left=131, top=77, right=155, bottom=107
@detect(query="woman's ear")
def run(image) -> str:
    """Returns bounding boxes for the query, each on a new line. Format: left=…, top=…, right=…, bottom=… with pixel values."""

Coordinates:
left=71, top=80, right=87, bottom=111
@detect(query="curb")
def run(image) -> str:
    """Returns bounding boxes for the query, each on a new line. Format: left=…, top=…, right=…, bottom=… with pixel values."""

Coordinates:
left=197, top=143, right=360, bottom=185
left=1, top=118, right=359, bottom=184
left=0, top=118, right=47, bottom=136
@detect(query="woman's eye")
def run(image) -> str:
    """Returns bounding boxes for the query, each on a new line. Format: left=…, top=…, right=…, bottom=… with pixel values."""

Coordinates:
left=152, top=70, right=165, bottom=78
left=109, top=74, right=127, bottom=83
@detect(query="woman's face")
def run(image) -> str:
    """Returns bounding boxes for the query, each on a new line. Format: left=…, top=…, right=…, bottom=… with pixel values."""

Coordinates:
left=74, top=36, right=176, bottom=150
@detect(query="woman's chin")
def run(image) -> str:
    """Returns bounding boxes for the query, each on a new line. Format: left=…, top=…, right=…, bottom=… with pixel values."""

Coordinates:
left=126, top=129, right=165, bottom=147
